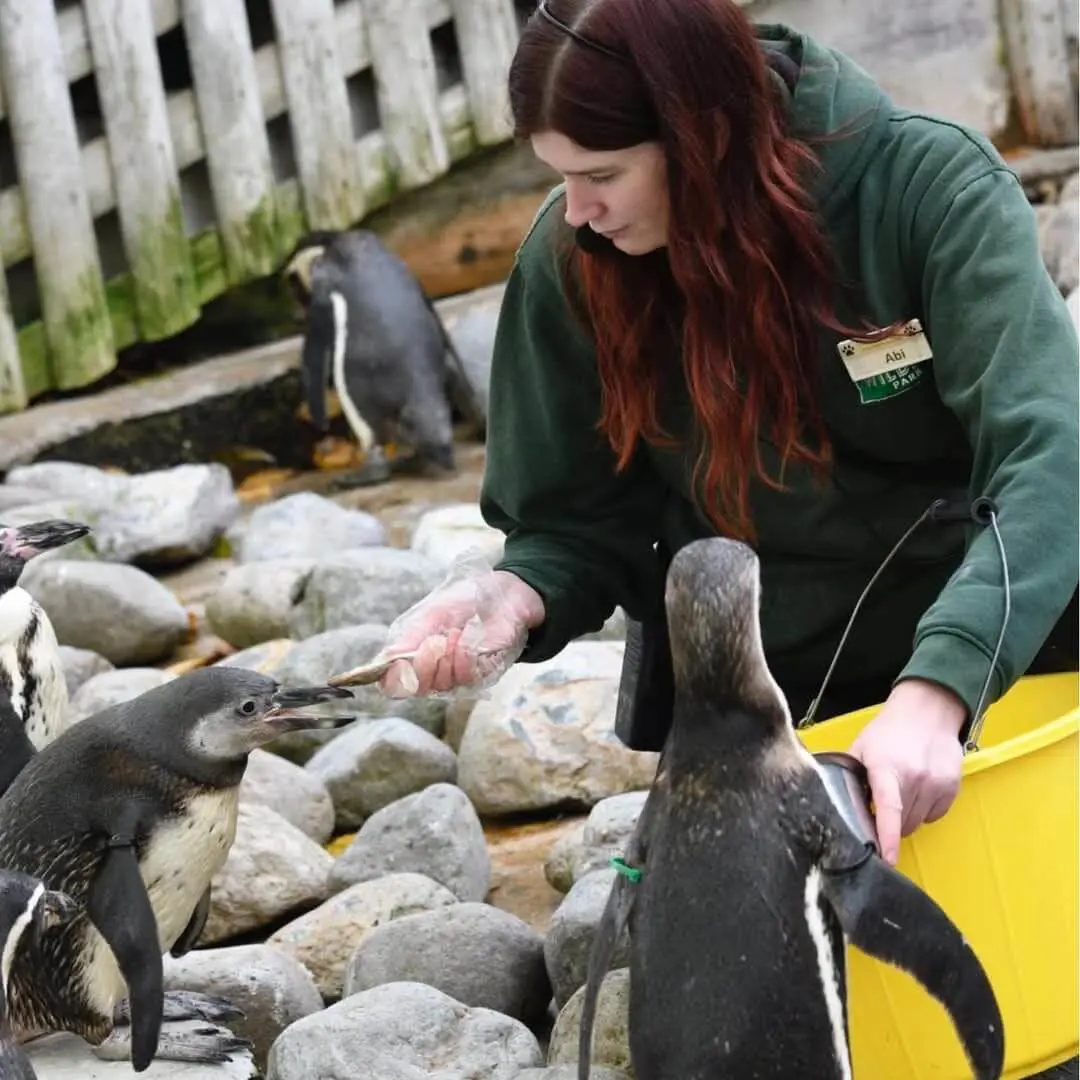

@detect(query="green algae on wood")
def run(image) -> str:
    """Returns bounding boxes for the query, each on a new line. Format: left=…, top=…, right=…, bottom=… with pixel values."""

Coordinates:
left=48, top=267, right=117, bottom=391
left=220, top=195, right=285, bottom=286
left=128, top=196, right=201, bottom=342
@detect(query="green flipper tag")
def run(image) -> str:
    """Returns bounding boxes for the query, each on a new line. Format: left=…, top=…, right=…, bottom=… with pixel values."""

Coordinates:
left=610, top=856, right=643, bottom=883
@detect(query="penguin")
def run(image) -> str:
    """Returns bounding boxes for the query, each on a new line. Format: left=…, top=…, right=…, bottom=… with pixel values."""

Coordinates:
left=284, top=228, right=483, bottom=475
left=0, top=519, right=91, bottom=781
left=577, top=536, right=1005, bottom=1080
left=0, top=665, right=355, bottom=1072
left=0, top=869, right=77, bottom=1080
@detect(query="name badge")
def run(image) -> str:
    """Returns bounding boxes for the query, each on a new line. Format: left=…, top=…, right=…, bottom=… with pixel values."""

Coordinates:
left=837, top=318, right=933, bottom=404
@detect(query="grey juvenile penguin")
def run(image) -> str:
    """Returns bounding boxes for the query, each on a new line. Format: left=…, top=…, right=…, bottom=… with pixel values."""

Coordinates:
left=0, top=519, right=91, bottom=791
left=285, top=228, right=482, bottom=474
left=0, top=665, right=354, bottom=1072
left=0, top=869, right=77, bottom=1080
left=578, top=536, right=1005, bottom=1080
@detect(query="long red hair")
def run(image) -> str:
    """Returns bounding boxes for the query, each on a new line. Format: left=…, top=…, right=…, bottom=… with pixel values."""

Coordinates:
left=508, top=0, right=850, bottom=541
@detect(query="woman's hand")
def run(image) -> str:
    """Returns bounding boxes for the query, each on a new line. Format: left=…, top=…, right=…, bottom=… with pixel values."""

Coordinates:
left=377, top=569, right=545, bottom=697
left=848, top=677, right=968, bottom=865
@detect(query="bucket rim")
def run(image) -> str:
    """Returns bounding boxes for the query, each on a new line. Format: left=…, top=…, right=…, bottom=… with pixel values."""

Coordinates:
left=961, top=704, right=1080, bottom=777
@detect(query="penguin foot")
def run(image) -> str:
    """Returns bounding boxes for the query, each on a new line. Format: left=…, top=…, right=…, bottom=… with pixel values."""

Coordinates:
left=112, top=989, right=245, bottom=1026
left=92, top=1018, right=253, bottom=1066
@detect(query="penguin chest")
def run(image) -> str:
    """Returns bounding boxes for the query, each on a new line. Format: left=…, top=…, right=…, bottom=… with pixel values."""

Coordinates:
left=139, top=787, right=240, bottom=950
left=0, top=592, right=68, bottom=748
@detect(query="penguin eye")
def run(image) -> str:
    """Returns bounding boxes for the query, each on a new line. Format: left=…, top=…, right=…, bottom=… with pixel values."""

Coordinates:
left=238, top=699, right=257, bottom=716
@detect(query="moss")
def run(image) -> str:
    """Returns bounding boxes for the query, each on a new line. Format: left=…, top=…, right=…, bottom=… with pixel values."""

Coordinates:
left=129, top=195, right=201, bottom=341
left=210, top=533, right=234, bottom=559
left=51, top=268, right=117, bottom=390
left=220, top=195, right=284, bottom=285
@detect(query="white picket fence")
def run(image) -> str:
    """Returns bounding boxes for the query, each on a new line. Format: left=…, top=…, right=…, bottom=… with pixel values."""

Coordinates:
left=0, top=0, right=522, bottom=413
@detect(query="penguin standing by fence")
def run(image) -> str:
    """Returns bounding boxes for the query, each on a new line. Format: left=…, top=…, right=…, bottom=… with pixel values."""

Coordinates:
left=577, top=536, right=1005, bottom=1080
left=284, top=229, right=484, bottom=475
left=0, top=666, right=354, bottom=1071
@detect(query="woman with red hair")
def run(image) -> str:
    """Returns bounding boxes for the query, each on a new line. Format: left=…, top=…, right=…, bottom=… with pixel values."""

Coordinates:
left=377, top=0, right=1078, bottom=912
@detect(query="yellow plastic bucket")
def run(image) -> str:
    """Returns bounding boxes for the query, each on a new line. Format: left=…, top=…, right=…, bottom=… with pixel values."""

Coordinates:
left=797, top=671, right=1080, bottom=1079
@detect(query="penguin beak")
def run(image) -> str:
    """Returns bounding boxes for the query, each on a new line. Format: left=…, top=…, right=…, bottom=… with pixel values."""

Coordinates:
left=266, top=685, right=355, bottom=729
left=36, top=888, right=79, bottom=933
left=0, top=519, right=91, bottom=559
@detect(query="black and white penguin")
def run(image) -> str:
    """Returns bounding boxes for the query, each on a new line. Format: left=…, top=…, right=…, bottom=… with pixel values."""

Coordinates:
left=0, top=665, right=355, bottom=1072
left=284, top=228, right=482, bottom=474
left=0, top=869, right=77, bottom=1080
left=0, top=519, right=91, bottom=780
left=578, top=536, right=1005, bottom=1080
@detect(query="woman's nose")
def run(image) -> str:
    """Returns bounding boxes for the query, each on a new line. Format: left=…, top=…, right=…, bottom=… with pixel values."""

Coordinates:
left=563, top=182, right=602, bottom=228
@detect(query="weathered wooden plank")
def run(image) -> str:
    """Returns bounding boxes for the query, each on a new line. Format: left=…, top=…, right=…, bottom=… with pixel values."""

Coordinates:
left=743, top=0, right=1013, bottom=140
left=0, top=82, right=474, bottom=270
left=359, top=0, right=451, bottom=190
left=1000, top=0, right=1079, bottom=145
left=267, top=0, right=368, bottom=229
left=0, top=0, right=115, bottom=390
left=446, top=0, right=518, bottom=145
left=1006, top=144, right=1080, bottom=187
left=182, top=0, right=283, bottom=283
left=83, top=0, right=200, bottom=341
left=0, top=268, right=26, bottom=413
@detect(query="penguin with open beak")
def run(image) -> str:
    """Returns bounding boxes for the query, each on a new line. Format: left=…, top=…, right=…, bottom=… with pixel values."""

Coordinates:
left=284, top=229, right=483, bottom=475
left=0, top=666, right=356, bottom=1072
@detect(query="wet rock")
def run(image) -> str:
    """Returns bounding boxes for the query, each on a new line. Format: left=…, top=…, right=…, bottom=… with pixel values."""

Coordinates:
left=206, top=558, right=315, bottom=649
left=266, top=873, right=459, bottom=1001
left=544, top=791, right=649, bottom=894
left=0, top=483, right=57, bottom=512
left=240, top=748, right=336, bottom=845
left=409, top=502, right=505, bottom=570
left=305, top=716, right=459, bottom=831
left=544, top=869, right=630, bottom=1008
left=163, top=944, right=324, bottom=1071
left=343, top=901, right=551, bottom=1029
left=57, top=644, right=115, bottom=698
left=457, top=641, right=659, bottom=817
left=265, top=981, right=543, bottom=1079
left=67, top=667, right=176, bottom=722
left=546, top=968, right=631, bottom=1074
left=21, top=559, right=191, bottom=666
left=200, top=802, right=333, bottom=944
left=329, top=782, right=491, bottom=903
left=236, top=492, right=386, bottom=563
left=286, top=548, right=444, bottom=639
left=7, top=461, right=240, bottom=568
left=92, top=462, right=241, bottom=568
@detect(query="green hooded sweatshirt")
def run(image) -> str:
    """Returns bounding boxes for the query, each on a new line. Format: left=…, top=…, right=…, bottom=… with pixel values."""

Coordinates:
left=479, top=23, right=1080, bottom=720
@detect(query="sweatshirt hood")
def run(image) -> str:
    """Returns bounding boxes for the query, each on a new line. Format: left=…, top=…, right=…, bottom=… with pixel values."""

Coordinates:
left=756, top=23, right=895, bottom=219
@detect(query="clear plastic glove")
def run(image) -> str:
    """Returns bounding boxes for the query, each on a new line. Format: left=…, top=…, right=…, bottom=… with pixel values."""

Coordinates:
left=373, top=550, right=545, bottom=699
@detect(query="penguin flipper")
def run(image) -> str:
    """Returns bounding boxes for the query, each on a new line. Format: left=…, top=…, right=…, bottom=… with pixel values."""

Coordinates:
left=578, top=770, right=664, bottom=1080
left=169, top=887, right=210, bottom=958
left=300, top=291, right=337, bottom=433
left=86, top=840, right=163, bottom=1073
left=820, top=845, right=1005, bottom=1080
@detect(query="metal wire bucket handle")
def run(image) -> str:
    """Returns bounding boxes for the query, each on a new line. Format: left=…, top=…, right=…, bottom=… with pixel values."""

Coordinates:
left=797, top=496, right=1011, bottom=754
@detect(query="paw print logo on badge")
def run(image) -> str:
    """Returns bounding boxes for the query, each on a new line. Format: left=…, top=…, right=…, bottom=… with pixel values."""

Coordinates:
left=839, top=342, right=856, bottom=358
